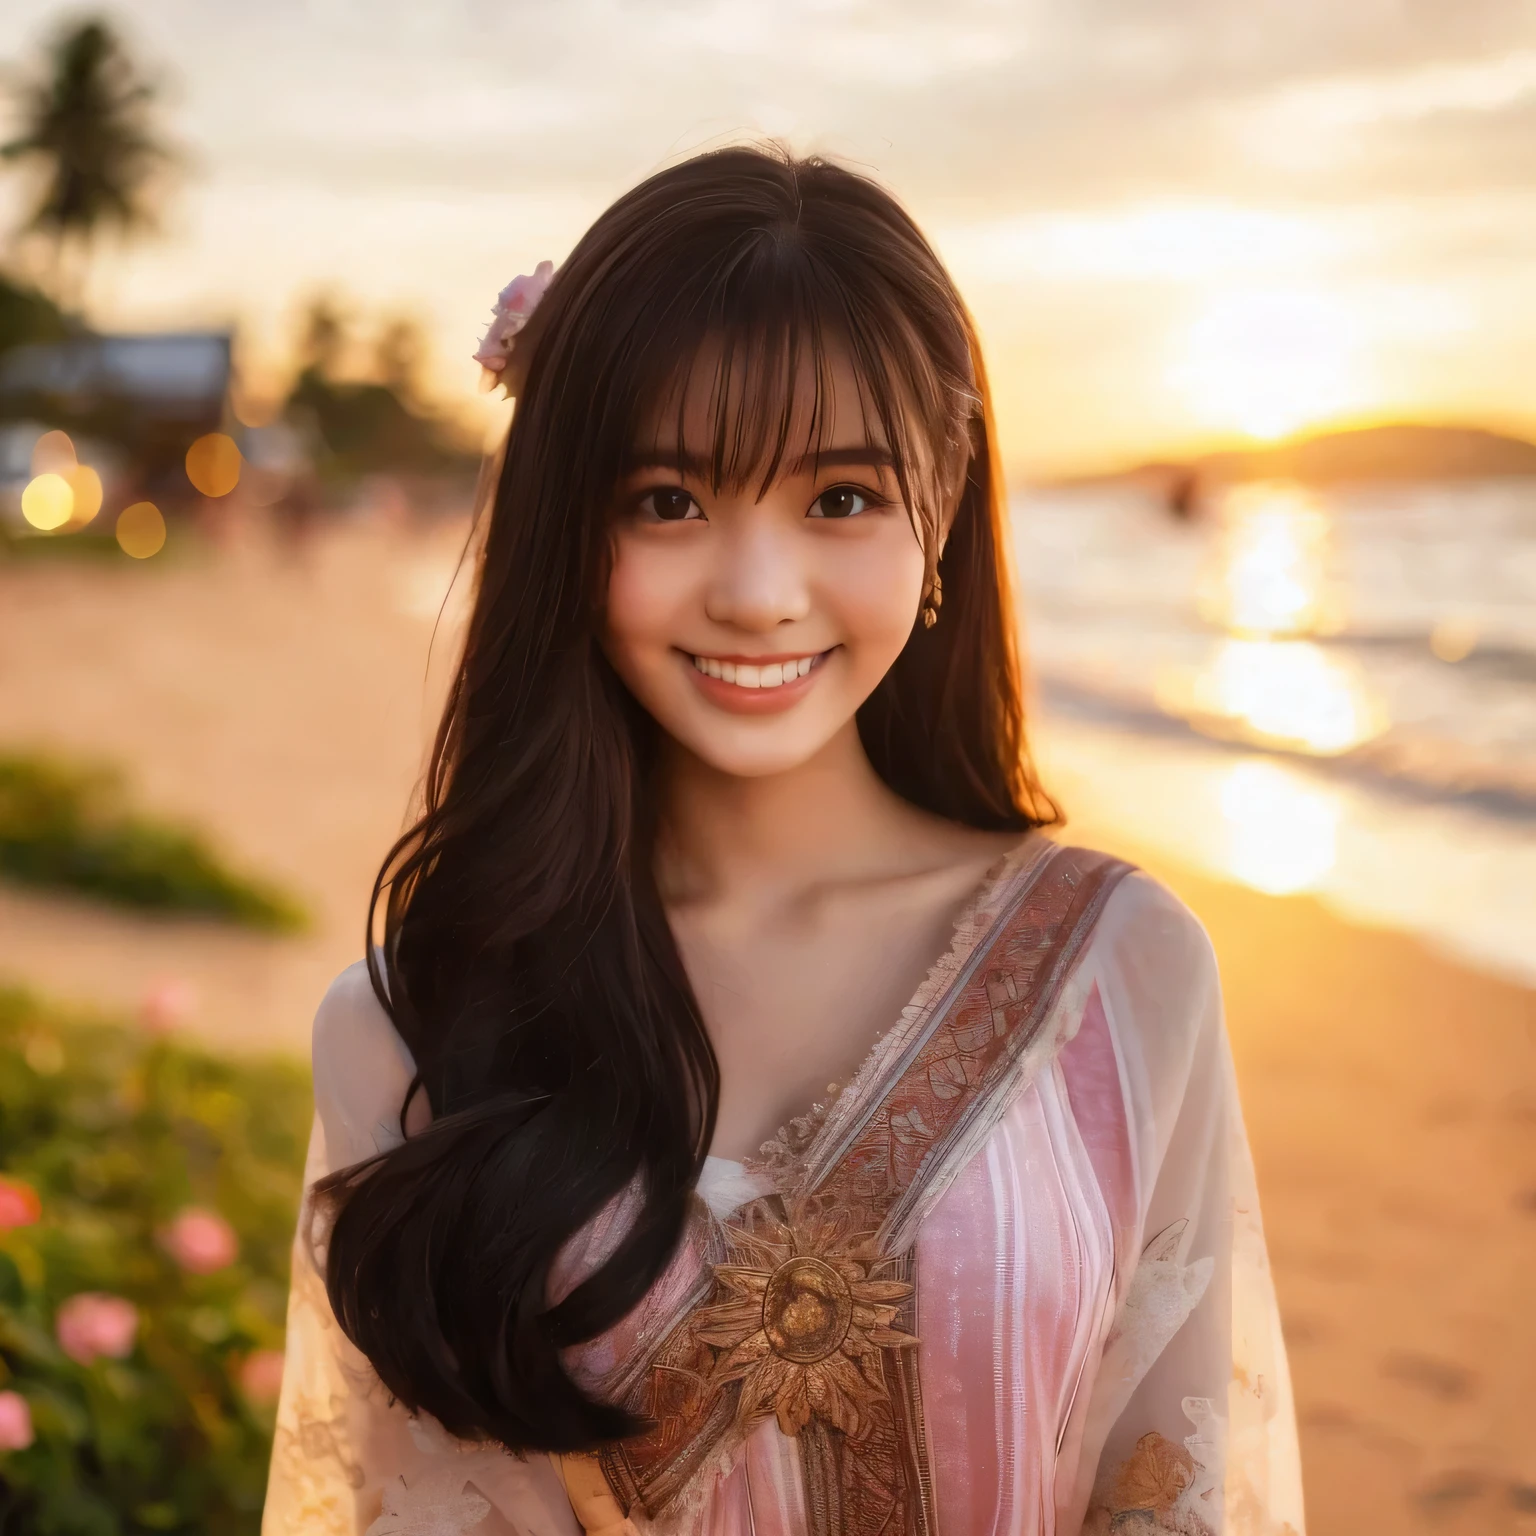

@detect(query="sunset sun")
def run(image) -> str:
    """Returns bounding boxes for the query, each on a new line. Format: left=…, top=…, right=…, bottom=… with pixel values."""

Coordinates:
left=1172, top=287, right=1372, bottom=441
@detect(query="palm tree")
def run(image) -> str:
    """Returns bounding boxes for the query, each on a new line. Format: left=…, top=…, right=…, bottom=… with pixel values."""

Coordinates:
left=1, top=18, right=175, bottom=311
left=374, top=313, right=427, bottom=405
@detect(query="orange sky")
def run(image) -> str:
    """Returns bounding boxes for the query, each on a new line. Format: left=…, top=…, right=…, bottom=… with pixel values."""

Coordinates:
left=2, top=0, right=1534, bottom=475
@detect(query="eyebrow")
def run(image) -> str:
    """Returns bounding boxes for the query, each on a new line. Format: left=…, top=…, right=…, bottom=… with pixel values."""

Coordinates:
left=623, top=444, right=896, bottom=478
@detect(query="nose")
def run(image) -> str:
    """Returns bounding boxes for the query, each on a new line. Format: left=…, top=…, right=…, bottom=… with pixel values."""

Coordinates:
left=703, top=508, right=810, bottom=632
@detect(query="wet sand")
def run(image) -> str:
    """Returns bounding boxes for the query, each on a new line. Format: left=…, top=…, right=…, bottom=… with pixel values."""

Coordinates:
left=0, top=517, right=1532, bottom=1534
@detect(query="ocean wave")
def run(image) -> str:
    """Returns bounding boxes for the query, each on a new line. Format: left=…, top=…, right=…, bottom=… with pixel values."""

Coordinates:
left=1036, top=671, right=1536, bottom=822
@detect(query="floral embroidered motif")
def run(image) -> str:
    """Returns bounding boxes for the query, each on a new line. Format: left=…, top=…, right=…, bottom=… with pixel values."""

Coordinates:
left=1085, top=1430, right=1215, bottom=1536
left=692, top=1199, right=917, bottom=1441
left=1102, top=1220, right=1214, bottom=1391
left=289, top=1391, right=365, bottom=1484
left=367, top=1472, right=491, bottom=1536
left=1114, top=1431, right=1198, bottom=1516
left=267, top=1411, right=360, bottom=1536
left=364, top=1416, right=500, bottom=1536
left=751, top=1095, right=837, bottom=1183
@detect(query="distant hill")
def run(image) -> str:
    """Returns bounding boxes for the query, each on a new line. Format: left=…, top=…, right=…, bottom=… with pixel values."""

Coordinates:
left=1046, top=423, right=1536, bottom=493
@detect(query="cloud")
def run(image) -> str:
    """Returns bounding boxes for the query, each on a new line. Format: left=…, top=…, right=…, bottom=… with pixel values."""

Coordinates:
left=7, top=0, right=1526, bottom=212
left=4, top=0, right=1533, bottom=467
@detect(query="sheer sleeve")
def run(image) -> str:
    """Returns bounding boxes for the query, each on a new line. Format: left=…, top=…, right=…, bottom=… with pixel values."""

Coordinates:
left=261, top=963, right=582, bottom=1536
left=1073, top=876, right=1306, bottom=1536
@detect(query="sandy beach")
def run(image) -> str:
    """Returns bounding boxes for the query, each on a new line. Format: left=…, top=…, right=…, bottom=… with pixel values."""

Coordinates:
left=1, top=516, right=1532, bottom=1534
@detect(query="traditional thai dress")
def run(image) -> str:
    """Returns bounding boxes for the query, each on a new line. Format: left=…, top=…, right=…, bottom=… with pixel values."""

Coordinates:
left=262, top=838, right=1305, bottom=1536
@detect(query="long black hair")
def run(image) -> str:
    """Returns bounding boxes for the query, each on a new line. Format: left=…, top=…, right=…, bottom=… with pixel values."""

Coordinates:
left=314, top=143, right=1057, bottom=1453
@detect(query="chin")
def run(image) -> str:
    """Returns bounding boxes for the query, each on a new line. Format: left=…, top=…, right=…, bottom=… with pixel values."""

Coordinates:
left=676, top=724, right=839, bottom=780
left=692, top=746, right=826, bottom=779
left=649, top=687, right=847, bottom=779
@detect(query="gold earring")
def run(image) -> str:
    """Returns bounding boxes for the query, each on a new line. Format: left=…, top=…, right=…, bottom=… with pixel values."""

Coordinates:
left=921, top=572, right=943, bottom=628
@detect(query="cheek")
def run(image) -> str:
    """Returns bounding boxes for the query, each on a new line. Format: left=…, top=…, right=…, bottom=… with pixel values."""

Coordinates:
left=604, top=536, right=688, bottom=661
left=822, top=524, right=927, bottom=654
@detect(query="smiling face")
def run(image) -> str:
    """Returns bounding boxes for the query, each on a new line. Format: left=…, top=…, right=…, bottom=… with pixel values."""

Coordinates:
left=601, top=346, right=933, bottom=780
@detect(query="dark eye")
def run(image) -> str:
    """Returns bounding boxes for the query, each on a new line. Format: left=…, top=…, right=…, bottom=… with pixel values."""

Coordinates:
left=639, top=487, right=703, bottom=522
left=809, top=485, right=875, bottom=520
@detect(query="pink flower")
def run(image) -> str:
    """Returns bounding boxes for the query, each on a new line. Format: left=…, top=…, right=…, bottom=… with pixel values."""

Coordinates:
left=0, top=1391, right=32, bottom=1451
left=56, top=1293, right=138, bottom=1364
left=160, top=1207, right=238, bottom=1274
left=0, top=1177, right=40, bottom=1230
left=140, top=977, right=196, bottom=1034
left=238, top=1348, right=286, bottom=1404
left=472, top=260, right=555, bottom=373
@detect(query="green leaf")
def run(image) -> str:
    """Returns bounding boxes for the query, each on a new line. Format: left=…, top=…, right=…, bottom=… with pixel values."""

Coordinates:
left=0, top=1249, right=24, bottom=1306
left=0, top=984, right=309, bottom=1534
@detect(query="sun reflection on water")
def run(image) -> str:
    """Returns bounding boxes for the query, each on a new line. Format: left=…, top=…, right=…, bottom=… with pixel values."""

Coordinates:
left=1197, top=481, right=1340, bottom=636
left=1160, top=479, right=1388, bottom=757
left=1219, top=758, right=1341, bottom=895
left=1159, top=637, right=1386, bottom=755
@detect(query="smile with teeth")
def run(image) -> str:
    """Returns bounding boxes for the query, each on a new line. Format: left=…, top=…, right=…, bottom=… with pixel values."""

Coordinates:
left=689, top=652, right=826, bottom=689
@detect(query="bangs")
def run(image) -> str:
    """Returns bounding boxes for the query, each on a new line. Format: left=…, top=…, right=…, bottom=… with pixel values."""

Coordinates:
left=614, top=236, right=969, bottom=526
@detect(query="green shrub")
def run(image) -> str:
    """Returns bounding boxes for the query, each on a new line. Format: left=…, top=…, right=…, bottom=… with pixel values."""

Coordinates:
left=0, top=528, right=133, bottom=564
left=0, top=757, right=307, bottom=932
left=0, top=986, right=311, bottom=1533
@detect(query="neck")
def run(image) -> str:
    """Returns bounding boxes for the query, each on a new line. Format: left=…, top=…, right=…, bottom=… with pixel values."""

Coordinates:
left=655, top=722, right=914, bottom=903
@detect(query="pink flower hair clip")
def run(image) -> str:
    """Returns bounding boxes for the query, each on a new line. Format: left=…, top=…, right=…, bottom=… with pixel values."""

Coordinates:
left=473, top=259, right=555, bottom=393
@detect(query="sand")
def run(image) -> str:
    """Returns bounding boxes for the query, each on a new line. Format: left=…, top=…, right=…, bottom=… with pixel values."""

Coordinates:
left=0, top=514, right=1532, bottom=1535
left=1079, top=829, right=1536, bottom=1536
left=0, top=514, right=464, bottom=1055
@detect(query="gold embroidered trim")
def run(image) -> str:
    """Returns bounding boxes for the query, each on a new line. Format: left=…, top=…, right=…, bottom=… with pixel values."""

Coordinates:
left=691, top=1197, right=917, bottom=1442
left=602, top=844, right=1135, bottom=1535
left=746, top=835, right=1050, bottom=1187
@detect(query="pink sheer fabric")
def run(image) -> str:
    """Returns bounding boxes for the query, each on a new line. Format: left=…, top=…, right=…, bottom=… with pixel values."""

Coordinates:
left=262, top=854, right=1305, bottom=1536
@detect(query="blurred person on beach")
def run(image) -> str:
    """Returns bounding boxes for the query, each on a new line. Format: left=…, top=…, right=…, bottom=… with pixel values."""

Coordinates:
left=262, top=146, right=1303, bottom=1536
left=271, top=465, right=322, bottom=563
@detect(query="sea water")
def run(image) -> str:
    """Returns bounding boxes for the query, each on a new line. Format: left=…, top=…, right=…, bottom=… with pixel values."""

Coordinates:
left=1014, top=477, right=1536, bottom=987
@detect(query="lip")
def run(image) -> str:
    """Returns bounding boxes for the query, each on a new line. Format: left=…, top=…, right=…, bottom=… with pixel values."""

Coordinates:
left=679, top=647, right=834, bottom=715
left=691, top=652, right=821, bottom=665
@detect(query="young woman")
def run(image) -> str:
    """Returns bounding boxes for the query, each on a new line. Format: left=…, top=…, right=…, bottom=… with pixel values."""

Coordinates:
left=262, top=146, right=1304, bottom=1536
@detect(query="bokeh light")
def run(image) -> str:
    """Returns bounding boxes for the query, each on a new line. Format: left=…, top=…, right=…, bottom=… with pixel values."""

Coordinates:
left=21, top=473, right=74, bottom=531
left=65, top=465, right=104, bottom=526
left=116, top=502, right=167, bottom=559
left=185, top=434, right=242, bottom=498
left=231, top=393, right=282, bottom=430
left=1430, top=616, right=1479, bottom=663
left=30, top=429, right=76, bottom=477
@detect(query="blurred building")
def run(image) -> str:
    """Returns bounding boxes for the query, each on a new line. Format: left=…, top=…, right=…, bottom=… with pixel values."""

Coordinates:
left=0, top=331, right=232, bottom=515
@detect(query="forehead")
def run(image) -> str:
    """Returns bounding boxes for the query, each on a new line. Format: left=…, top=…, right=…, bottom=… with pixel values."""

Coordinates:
left=628, top=334, right=898, bottom=487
